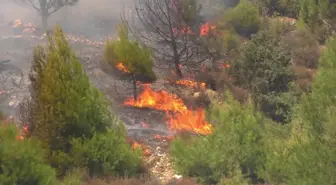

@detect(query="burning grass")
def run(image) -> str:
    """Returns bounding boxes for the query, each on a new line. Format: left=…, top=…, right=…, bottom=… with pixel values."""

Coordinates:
left=123, top=84, right=213, bottom=135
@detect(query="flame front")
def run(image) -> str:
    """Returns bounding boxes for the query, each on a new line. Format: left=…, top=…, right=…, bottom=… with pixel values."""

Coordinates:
left=123, top=84, right=212, bottom=135
left=200, top=22, right=216, bottom=36
left=116, top=63, right=130, bottom=73
left=124, top=84, right=187, bottom=112
left=174, top=79, right=206, bottom=89
left=167, top=109, right=212, bottom=135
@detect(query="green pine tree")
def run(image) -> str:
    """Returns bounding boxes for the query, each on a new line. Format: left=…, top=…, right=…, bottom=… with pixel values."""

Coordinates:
left=27, top=25, right=118, bottom=173
left=104, top=21, right=156, bottom=100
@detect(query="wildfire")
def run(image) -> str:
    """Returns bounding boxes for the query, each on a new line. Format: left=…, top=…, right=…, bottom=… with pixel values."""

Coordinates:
left=116, top=63, right=130, bottom=73
left=131, top=141, right=152, bottom=156
left=174, top=79, right=206, bottom=89
left=124, top=84, right=187, bottom=112
left=173, top=22, right=216, bottom=36
left=200, top=22, right=216, bottom=36
left=123, top=84, right=212, bottom=135
left=167, top=109, right=212, bottom=135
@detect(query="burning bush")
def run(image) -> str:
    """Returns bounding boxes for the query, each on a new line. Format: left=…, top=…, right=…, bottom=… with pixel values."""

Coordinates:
left=104, top=21, right=156, bottom=100
left=0, top=124, right=57, bottom=185
left=170, top=95, right=266, bottom=184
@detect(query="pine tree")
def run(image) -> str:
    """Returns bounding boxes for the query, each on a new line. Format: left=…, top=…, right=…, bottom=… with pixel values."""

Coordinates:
left=27, top=25, right=116, bottom=172
left=104, top=21, right=156, bottom=100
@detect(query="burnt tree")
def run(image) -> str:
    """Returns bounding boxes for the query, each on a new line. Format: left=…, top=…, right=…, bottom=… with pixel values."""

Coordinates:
left=122, top=0, right=206, bottom=78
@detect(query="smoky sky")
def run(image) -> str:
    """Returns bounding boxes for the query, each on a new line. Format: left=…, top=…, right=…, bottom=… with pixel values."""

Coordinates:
left=0, top=0, right=136, bottom=39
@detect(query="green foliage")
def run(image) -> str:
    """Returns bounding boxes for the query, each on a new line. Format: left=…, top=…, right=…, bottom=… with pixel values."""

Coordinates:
left=221, top=29, right=240, bottom=52
left=28, top=25, right=125, bottom=174
left=254, top=0, right=300, bottom=18
left=217, top=165, right=251, bottom=185
left=299, top=0, right=336, bottom=43
left=70, top=125, right=142, bottom=177
left=299, top=37, right=336, bottom=136
left=58, top=169, right=85, bottom=185
left=179, top=0, right=204, bottom=31
left=260, top=37, right=336, bottom=185
left=171, top=95, right=266, bottom=184
left=230, top=25, right=296, bottom=123
left=0, top=124, right=57, bottom=185
left=221, top=0, right=261, bottom=37
left=104, top=22, right=156, bottom=81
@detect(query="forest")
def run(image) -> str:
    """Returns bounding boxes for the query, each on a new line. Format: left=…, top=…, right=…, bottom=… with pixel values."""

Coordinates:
left=0, top=0, right=336, bottom=185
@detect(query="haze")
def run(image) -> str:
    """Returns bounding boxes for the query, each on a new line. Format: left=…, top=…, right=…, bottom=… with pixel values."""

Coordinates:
left=0, top=0, right=135, bottom=39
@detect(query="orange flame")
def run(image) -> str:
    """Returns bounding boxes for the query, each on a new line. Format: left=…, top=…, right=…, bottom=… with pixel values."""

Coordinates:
left=123, top=84, right=212, bottom=135
left=131, top=141, right=152, bottom=156
left=175, top=79, right=206, bottom=89
left=124, top=84, right=187, bottom=112
left=167, top=109, right=212, bottom=135
left=200, top=23, right=216, bottom=36
left=116, top=63, right=130, bottom=73
left=173, top=22, right=216, bottom=36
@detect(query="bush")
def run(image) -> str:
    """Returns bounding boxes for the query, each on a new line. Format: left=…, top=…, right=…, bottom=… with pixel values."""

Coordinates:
left=104, top=22, right=156, bottom=82
left=0, top=124, right=57, bottom=185
left=222, top=0, right=261, bottom=37
left=254, top=0, right=300, bottom=18
left=229, top=25, right=296, bottom=123
left=171, top=95, right=266, bottom=184
left=70, top=125, right=143, bottom=177
left=58, top=169, right=85, bottom=185
left=260, top=37, right=336, bottom=185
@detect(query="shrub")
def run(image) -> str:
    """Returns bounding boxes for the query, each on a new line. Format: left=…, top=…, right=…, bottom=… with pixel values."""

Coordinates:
left=222, top=0, right=261, bottom=37
left=70, top=125, right=142, bottom=177
left=229, top=25, right=296, bottom=123
left=0, top=124, right=57, bottom=185
left=58, top=168, right=85, bottom=185
left=254, top=0, right=300, bottom=18
left=171, top=95, right=266, bottom=184
left=260, top=37, right=336, bottom=185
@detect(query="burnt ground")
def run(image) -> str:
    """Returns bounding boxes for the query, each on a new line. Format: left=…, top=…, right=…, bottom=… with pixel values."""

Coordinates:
left=0, top=21, right=183, bottom=182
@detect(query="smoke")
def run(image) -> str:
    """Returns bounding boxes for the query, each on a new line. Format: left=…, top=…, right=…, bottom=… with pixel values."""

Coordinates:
left=0, top=0, right=136, bottom=39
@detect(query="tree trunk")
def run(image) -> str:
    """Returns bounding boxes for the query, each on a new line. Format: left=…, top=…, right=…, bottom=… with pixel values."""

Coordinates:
left=41, top=8, right=49, bottom=32
left=132, top=74, right=137, bottom=101
left=174, top=62, right=183, bottom=78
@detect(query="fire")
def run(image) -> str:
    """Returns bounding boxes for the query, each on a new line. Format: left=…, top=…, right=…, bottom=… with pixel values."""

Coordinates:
left=124, top=84, right=187, bottom=112
left=173, top=22, right=216, bottom=36
left=116, top=63, right=130, bottom=73
left=200, top=23, right=216, bottom=36
left=131, top=141, right=152, bottom=156
left=167, top=109, right=212, bottom=135
left=123, top=84, right=212, bottom=135
left=174, top=79, right=206, bottom=89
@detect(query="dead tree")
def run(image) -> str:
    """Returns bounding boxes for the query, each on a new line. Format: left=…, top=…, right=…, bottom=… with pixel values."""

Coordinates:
left=122, top=0, right=207, bottom=78
left=14, top=0, right=79, bottom=31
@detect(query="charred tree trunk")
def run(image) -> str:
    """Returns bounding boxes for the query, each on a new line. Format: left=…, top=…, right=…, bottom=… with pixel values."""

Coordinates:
left=174, top=61, right=183, bottom=78
left=132, top=74, right=137, bottom=101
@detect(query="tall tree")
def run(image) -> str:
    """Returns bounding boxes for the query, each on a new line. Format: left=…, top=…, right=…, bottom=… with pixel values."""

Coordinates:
left=14, top=0, right=78, bottom=31
left=123, top=0, right=206, bottom=77
left=104, top=21, right=156, bottom=101
left=26, top=25, right=114, bottom=173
